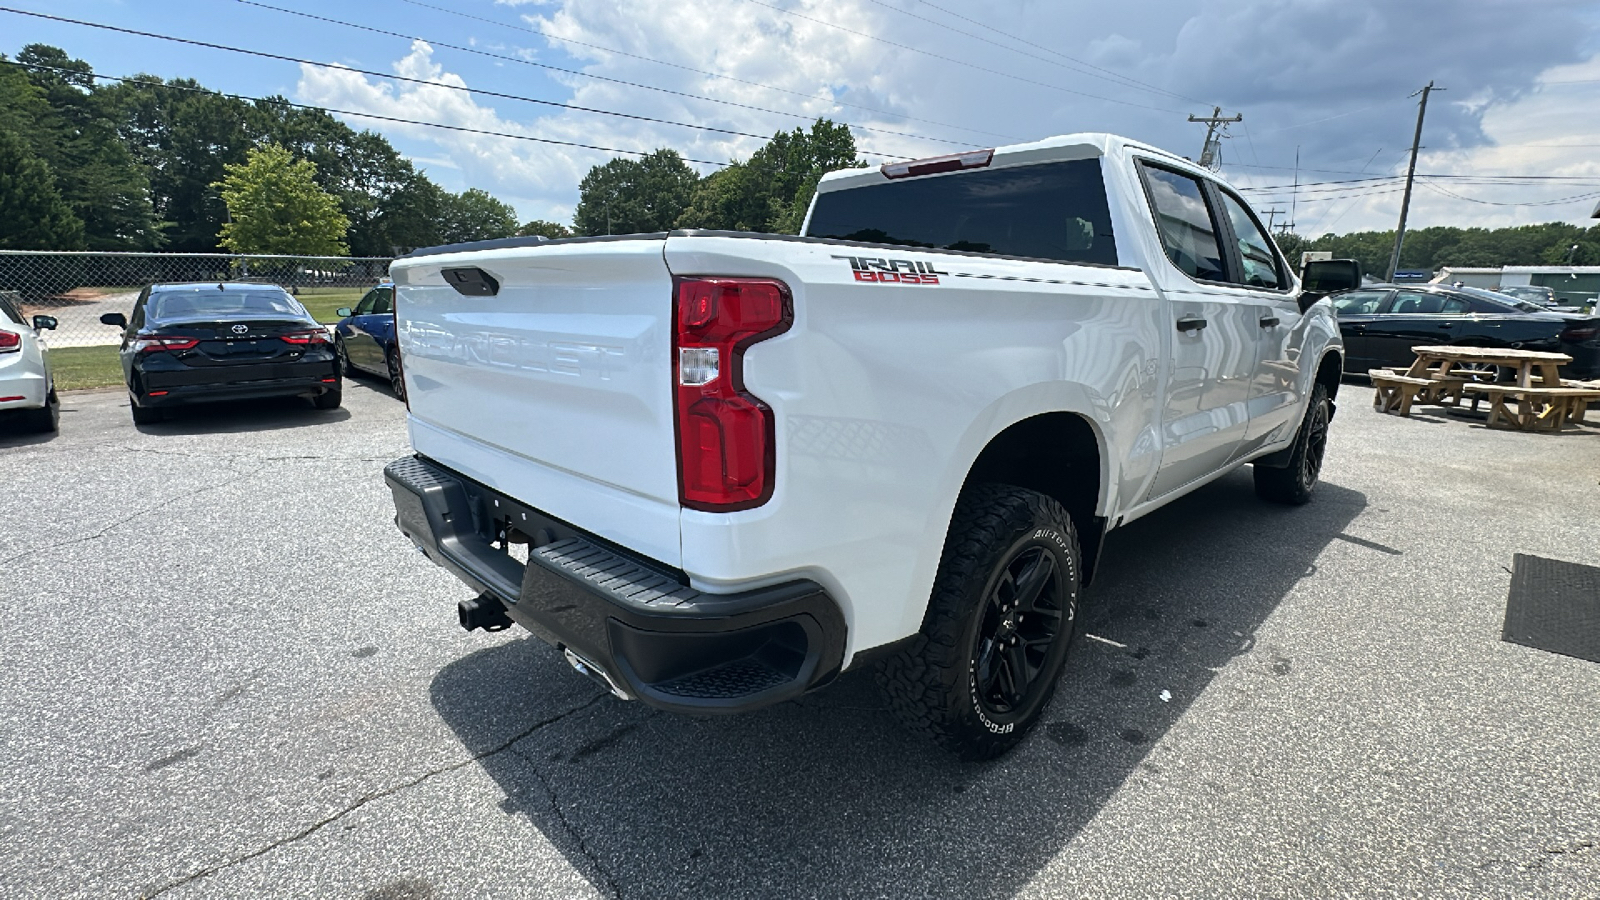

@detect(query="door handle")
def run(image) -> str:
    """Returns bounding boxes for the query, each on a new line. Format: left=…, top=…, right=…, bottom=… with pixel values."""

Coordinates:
left=1440, top=322, right=1454, bottom=328
left=1259, top=315, right=1280, bottom=328
left=1176, top=316, right=1207, bottom=333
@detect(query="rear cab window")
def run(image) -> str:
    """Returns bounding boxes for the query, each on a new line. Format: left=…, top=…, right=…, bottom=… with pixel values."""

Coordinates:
left=804, top=158, right=1119, bottom=266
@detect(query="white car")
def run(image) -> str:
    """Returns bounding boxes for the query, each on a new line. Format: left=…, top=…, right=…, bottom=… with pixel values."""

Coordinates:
left=0, top=292, right=59, bottom=433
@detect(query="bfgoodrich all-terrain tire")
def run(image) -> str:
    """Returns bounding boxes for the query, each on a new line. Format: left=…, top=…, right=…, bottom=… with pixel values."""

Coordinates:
left=878, top=483, right=1082, bottom=760
left=1253, top=382, right=1331, bottom=505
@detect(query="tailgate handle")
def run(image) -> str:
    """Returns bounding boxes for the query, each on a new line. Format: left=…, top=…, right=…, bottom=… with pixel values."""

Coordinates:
left=442, top=267, right=500, bottom=297
left=1176, top=315, right=1207, bottom=333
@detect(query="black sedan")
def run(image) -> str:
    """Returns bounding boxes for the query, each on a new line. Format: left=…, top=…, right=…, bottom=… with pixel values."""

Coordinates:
left=100, top=282, right=341, bottom=424
left=1330, top=283, right=1600, bottom=379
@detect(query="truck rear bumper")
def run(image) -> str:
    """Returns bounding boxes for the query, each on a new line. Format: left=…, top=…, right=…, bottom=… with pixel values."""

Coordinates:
left=384, top=455, right=847, bottom=714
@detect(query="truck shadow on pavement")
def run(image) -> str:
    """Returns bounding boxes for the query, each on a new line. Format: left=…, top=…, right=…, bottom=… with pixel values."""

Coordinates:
left=429, top=469, right=1366, bottom=899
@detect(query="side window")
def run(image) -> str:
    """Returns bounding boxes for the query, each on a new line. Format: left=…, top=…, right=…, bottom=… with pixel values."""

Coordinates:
left=0, top=296, right=22, bottom=326
left=372, top=288, right=394, bottom=316
left=1332, top=291, right=1390, bottom=316
left=1440, top=296, right=1470, bottom=315
left=1391, top=291, right=1445, bottom=315
left=1218, top=191, right=1285, bottom=289
left=131, top=289, right=148, bottom=330
left=1142, top=165, right=1227, bottom=282
left=353, top=289, right=378, bottom=316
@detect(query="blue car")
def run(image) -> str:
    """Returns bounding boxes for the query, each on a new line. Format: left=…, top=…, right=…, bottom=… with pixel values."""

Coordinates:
left=334, top=282, right=404, bottom=399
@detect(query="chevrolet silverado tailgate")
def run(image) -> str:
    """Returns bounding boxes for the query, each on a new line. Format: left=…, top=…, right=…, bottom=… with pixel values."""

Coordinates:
left=389, top=236, right=681, bottom=567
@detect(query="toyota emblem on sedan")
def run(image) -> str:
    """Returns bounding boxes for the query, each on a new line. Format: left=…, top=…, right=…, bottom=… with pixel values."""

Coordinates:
left=232, top=324, right=249, bottom=334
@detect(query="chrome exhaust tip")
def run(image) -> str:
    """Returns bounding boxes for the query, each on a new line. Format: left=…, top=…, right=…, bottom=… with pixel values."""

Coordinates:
left=563, top=647, right=634, bottom=701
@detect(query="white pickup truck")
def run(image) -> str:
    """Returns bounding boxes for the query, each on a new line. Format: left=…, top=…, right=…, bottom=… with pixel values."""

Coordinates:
left=384, top=133, right=1344, bottom=759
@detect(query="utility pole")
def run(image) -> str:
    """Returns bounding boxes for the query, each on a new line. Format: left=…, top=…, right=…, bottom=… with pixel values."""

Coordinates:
left=1188, top=106, right=1242, bottom=170
left=1385, top=81, right=1442, bottom=282
left=1288, top=146, right=1300, bottom=236
left=1262, top=207, right=1286, bottom=232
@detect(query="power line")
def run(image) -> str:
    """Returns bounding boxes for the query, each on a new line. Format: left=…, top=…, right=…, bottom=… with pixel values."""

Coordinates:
left=856, top=0, right=1208, bottom=105
left=235, top=0, right=975, bottom=149
left=1, top=59, right=735, bottom=166
left=738, top=0, right=1186, bottom=114
left=0, top=5, right=913, bottom=160
left=394, top=0, right=1017, bottom=142
left=1419, top=180, right=1600, bottom=208
left=910, top=0, right=1213, bottom=105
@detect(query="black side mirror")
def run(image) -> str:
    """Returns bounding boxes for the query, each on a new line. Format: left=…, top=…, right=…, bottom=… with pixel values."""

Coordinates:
left=1299, top=259, right=1363, bottom=312
left=335, top=308, right=353, bottom=318
left=100, top=312, right=128, bottom=328
left=32, top=315, right=57, bottom=331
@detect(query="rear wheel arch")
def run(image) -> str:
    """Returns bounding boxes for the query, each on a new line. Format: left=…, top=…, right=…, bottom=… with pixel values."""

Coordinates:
left=960, top=411, right=1108, bottom=585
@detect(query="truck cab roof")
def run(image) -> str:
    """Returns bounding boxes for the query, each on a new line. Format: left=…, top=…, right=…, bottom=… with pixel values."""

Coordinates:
left=816, top=132, right=1201, bottom=194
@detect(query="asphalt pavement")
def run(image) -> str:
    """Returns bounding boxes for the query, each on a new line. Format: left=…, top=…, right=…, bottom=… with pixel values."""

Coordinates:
left=2, top=381, right=1597, bottom=899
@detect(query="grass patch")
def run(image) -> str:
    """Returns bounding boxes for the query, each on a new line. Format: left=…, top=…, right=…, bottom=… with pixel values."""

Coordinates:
left=49, top=345, right=125, bottom=391
left=293, top=287, right=368, bottom=323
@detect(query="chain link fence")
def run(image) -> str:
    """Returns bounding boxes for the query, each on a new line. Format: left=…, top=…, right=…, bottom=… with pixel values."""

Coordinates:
left=0, top=251, right=394, bottom=349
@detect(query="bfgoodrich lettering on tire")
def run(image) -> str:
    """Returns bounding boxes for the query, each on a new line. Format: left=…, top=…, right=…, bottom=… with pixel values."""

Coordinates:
left=878, top=483, right=1081, bottom=760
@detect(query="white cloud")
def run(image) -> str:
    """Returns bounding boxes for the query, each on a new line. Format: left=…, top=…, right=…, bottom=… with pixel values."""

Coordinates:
left=290, top=0, right=1600, bottom=233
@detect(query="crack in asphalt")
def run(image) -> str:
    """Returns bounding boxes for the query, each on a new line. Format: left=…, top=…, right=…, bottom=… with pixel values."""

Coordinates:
left=511, top=709, right=664, bottom=900
left=0, top=471, right=251, bottom=568
left=525, top=761, right=625, bottom=900
left=141, top=691, right=609, bottom=899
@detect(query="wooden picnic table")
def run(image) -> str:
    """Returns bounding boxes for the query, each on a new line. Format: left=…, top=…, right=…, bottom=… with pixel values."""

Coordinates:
left=1374, top=346, right=1600, bottom=431
left=1403, top=345, right=1570, bottom=389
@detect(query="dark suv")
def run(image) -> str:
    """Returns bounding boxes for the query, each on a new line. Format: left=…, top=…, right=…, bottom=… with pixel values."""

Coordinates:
left=101, top=282, right=341, bottom=424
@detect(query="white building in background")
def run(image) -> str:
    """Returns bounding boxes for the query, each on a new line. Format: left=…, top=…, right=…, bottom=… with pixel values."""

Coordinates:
left=1433, top=266, right=1600, bottom=305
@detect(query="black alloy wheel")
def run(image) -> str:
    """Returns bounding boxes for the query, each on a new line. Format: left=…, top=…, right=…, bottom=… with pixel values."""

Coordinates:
left=1254, top=382, right=1331, bottom=505
left=1299, top=390, right=1330, bottom=492
left=972, top=545, right=1067, bottom=716
left=387, top=350, right=406, bottom=400
left=336, top=338, right=354, bottom=377
left=879, top=483, right=1081, bottom=759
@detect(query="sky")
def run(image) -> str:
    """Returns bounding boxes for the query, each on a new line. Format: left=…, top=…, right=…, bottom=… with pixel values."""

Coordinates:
left=5, top=0, right=1600, bottom=235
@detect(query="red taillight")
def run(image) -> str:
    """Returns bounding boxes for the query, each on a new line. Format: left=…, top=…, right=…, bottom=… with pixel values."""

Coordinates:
left=281, top=329, right=331, bottom=345
left=0, top=330, right=18, bottom=353
left=673, top=277, right=793, bottom=512
left=132, top=335, right=200, bottom=353
left=880, top=148, right=993, bottom=180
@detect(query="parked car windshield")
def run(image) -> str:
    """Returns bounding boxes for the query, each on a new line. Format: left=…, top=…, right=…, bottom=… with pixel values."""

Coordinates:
left=148, top=288, right=310, bottom=321
left=805, top=158, right=1119, bottom=266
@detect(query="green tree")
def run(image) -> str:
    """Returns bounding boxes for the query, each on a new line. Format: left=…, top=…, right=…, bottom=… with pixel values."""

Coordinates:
left=9, top=46, right=163, bottom=249
left=677, top=119, right=864, bottom=233
left=574, top=149, right=699, bottom=236
left=100, top=74, right=257, bottom=251
left=436, top=188, right=518, bottom=244
left=0, top=127, right=86, bottom=249
left=214, top=144, right=349, bottom=256
left=518, top=219, right=573, bottom=239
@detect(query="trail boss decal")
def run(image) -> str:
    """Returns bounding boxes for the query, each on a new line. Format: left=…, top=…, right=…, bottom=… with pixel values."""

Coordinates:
left=832, top=255, right=948, bottom=285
